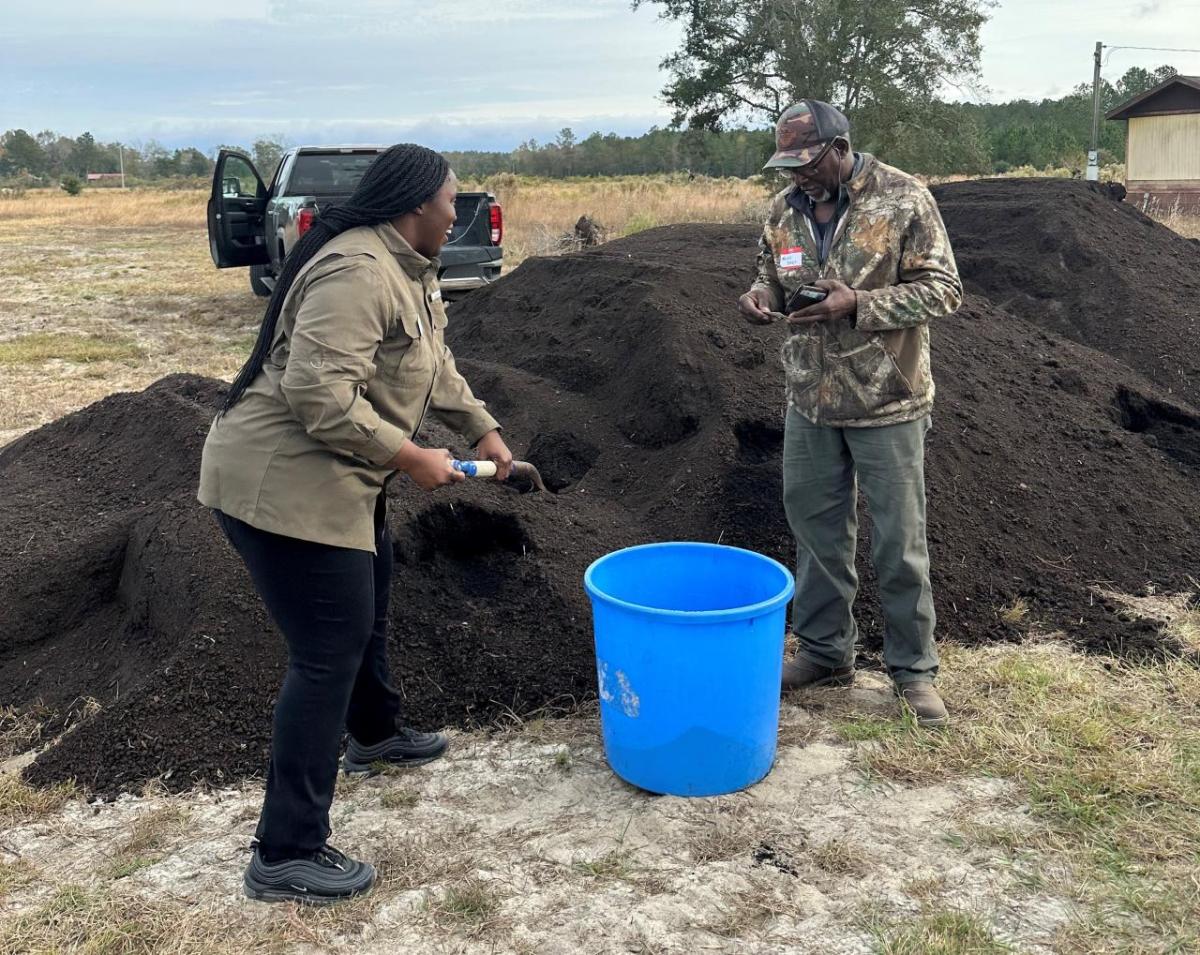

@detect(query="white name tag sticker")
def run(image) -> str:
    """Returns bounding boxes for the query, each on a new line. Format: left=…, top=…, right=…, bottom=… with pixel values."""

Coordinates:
left=429, top=288, right=443, bottom=302
left=779, top=247, right=805, bottom=270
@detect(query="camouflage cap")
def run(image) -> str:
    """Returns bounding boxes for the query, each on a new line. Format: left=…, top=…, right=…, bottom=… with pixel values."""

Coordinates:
left=764, top=100, right=850, bottom=169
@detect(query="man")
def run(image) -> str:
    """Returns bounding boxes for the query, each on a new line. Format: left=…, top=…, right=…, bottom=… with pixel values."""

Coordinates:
left=738, top=100, right=961, bottom=727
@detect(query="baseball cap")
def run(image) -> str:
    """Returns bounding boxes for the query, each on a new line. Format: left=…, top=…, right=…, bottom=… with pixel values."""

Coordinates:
left=763, top=100, right=850, bottom=169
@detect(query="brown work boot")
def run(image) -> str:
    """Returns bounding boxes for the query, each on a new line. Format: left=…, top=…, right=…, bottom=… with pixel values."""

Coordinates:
left=781, top=656, right=854, bottom=692
left=896, top=682, right=949, bottom=728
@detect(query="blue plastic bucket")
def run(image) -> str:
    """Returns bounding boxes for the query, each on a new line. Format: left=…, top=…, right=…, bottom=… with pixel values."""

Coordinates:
left=583, top=542, right=795, bottom=797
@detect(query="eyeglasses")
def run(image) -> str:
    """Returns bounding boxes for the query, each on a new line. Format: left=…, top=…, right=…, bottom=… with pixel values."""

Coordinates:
left=776, top=139, right=835, bottom=178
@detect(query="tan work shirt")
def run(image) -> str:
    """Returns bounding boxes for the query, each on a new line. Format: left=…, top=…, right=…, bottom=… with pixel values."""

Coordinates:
left=198, top=222, right=500, bottom=552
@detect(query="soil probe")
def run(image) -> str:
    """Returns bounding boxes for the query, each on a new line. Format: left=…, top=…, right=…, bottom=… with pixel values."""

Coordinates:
left=452, top=459, right=549, bottom=493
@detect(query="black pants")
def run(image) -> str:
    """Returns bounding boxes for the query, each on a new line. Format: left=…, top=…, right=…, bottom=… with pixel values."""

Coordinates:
left=215, top=499, right=400, bottom=858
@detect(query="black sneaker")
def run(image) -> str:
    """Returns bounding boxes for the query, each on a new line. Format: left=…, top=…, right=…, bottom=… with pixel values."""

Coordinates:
left=342, top=727, right=450, bottom=775
left=243, top=844, right=376, bottom=905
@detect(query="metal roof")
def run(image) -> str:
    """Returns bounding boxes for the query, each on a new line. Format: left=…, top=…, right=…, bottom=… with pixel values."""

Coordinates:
left=1107, top=75, right=1200, bottom=120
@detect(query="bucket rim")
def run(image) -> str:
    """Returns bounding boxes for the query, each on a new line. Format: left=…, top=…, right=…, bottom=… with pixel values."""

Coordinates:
left=583, top=541, right=795, bottom=623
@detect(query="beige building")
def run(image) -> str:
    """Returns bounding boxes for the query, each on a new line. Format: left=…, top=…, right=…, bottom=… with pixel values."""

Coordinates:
left=1107, top=75, right=1200, bottom=212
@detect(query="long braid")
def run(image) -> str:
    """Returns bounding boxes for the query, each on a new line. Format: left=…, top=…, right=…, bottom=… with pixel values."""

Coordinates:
left=221, top=144, right=450, bottom=413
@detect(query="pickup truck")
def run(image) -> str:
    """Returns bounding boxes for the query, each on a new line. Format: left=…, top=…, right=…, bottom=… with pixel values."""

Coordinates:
left=207, top=145, right=503, bottom=298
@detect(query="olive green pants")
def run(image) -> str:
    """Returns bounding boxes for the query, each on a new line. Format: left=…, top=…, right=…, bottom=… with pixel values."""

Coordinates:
left=782, top=409, right=938, bottom=685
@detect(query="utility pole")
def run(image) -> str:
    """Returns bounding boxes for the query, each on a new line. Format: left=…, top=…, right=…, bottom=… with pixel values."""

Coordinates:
left=1088, top=41, right=1103, bottom=181
left=118, top=143, right=126, bottom=189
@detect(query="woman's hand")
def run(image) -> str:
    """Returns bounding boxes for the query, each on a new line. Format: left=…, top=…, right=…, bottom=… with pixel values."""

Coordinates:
left=475, top=429, right=513, bottom=481
left=389, top=441, right=466, bottom=491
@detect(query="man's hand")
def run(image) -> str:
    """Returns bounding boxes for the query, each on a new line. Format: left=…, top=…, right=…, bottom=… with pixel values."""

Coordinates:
left=786, top=279, right=857, bottom=326
left=738, top=289, right=777, bottom=325
left=475, top=429, right=513, bottom=481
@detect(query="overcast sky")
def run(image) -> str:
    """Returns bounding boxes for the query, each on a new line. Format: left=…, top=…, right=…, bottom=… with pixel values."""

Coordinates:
left=2, top=0, right=1198, bottom=151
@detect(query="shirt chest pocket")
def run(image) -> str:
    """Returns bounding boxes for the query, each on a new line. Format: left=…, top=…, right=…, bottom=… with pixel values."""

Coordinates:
left=427, top=292, right=449, bottom=334
left=376, top=308, right=435, bottom=383
left=776, top=245, right=819, bottom=286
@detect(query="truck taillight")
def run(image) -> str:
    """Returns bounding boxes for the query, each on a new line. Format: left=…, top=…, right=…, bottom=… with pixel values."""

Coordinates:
left=489, top=203, right=503, bottom=245
left=297, top=207, right=315, bottom=238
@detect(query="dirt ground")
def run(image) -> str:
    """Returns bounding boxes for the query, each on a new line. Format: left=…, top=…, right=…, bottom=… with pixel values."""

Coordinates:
left=0, top=668, right=1094, bottom=954
left=5, top=639, right=1198, bottom=954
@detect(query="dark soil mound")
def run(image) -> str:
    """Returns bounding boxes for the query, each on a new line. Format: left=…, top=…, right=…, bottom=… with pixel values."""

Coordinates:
left=0, top=378, right=610, bottom=794
left=449, top=228, right=1200, bottom=666
left=932, top=178, right=1200, bottom=405
left=3, top=182, right=1199, bottom=795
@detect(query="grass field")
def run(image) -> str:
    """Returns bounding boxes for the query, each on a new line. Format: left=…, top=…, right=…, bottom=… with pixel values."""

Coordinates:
left=0, top=177, right=766, bottom=443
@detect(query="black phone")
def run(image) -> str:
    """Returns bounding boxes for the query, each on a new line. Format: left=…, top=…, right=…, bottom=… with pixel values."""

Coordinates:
left=786, top=284, right=828, bottom=311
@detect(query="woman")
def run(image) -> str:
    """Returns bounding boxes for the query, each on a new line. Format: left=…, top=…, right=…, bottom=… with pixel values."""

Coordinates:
left=198, top=144, right=512, bottom=905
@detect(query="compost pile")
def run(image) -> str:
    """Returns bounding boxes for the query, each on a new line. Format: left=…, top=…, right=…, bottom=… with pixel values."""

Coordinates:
left=2, top=179, right=1199, bottom=794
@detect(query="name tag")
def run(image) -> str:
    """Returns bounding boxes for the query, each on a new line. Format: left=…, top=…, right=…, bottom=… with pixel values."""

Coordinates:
left=779, top=247, right=805, bottom=270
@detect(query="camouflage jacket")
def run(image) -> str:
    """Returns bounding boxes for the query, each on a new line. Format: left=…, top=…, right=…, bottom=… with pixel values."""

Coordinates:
left=752, top=153, right=962, bottom=427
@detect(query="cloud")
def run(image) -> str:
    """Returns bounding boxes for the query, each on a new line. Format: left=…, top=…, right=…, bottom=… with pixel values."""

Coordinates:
left=0, top=3, right=681, bottom=150
left=13, top=0, right=270, bottom=25
left=267, top=0, right=626, bottom=28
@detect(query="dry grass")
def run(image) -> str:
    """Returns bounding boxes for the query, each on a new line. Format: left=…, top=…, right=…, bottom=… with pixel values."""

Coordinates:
left=485, top=696, right=597, bottom=746
left=0, top=883, right=288, bottom=955
left=0, top=704, right=47, bottom=760
left=0, top=807, right=493, bottom=953
left=1137, top=197, right=1200, bottom=240
left=0, top=856, right=35, bottom=900
left=808, top=837, right=869, bottom=876
left=1160, top=212, right=1200, bottom=239
left=686, top=799, right=762, bottom=864
left=847, top=643, right=1200, bottom=950
left=997, top=596, right=1030, bottom=626
left=572, top=849, right=637, bottom=880
left=0, top=219, right=258, bottom=439
left=0, top=331, right=144, bottom=365
left=378, top=785, right=420, bottom=809
left=0, top=773, right=77, bottom=829
left=0, top=188, right=209, bottom=228
left=1098, top=588, right=1200, bottom=656
left=106, top=805, right=191, bottom=879
left=373, top=822, right=481, bottom=892
left=705, top=878, right=790, bottom=939
left=462, top=173, right=767, bottom=265
left=867, top=905, right=1014, bottom=954
left=1168, top=605, right=1200, bottom=654
left=424, top=878, right=509, bottom=940
left=901, top=873, right=949, bottom=901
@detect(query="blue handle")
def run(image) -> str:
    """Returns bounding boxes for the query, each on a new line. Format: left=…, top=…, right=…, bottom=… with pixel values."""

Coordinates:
left=452, top=459, right=479, bottom=476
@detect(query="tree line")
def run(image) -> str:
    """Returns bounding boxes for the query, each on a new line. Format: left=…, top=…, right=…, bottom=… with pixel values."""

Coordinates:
left=446, top=64, right=1174, bottom=180
left=0, top=134, right=288, bottom=185
left=0, top=66, right=1176, bottom=186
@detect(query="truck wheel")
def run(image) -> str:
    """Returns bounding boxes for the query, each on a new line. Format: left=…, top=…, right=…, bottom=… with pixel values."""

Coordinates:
left=249, top=263, right=273, bottom=297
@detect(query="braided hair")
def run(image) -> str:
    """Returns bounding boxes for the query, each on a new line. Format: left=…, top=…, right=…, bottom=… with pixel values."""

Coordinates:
left=221, top=143, right=450, bottom=412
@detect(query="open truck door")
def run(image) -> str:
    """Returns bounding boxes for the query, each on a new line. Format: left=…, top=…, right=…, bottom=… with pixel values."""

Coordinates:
left=207, top=150, right=270, bottom=268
